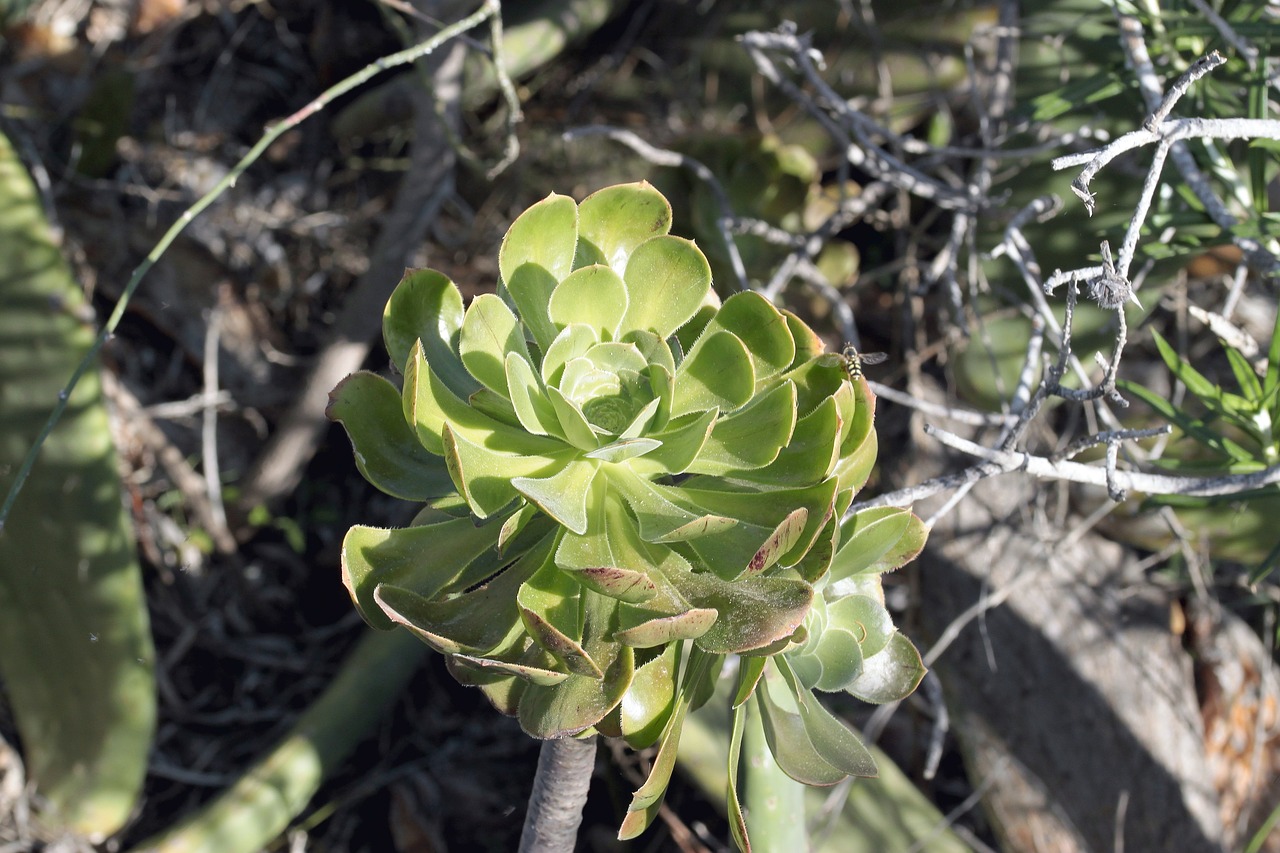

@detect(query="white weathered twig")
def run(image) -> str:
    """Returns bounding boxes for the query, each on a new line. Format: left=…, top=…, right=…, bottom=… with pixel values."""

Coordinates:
left=925, top=423, right=1280, bottom=497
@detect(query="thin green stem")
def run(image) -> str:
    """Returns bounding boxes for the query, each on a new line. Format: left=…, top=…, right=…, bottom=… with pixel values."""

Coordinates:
left=0, top=0, right=500, bottom=533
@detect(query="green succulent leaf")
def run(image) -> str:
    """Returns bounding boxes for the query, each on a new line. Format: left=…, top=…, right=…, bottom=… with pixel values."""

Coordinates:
left=518, top=559, right=601, bottom=677
left=673, top=329, right=757, bottom=417
left=404, top=339, right=563, bottom=458
left=500, top=193, right=578, bottom=350
left=442, top=423, right=565, bottom=519
left=733, top=655, right=768, bottom=708
left=620, top=649, right=716, bottom=839
left=615, top=606, right=718, bottom=647
left=505, top=352, right=562, bottom=438
left=687, top=379, right=797, bottom=474
left=829, top=507, right=914, bottom=582
left=775, top=657, right=877, bottom=777
left=745, top=394, right=844, bottom=486
left=621, top=643, right=679, bottom=749
left=668, top=568, right=812, bottom=654
left=754, top=666, right=846, bottom=786
left=548, top=263, right=628, bottom=335
left=383, top=269, right=474, bottom=397
left=618, top=235, right=712, bottom=339
left=577, top=181, right=673, bottom=276
left=828, top=594, right=895, bottom=659
left=512, top=459, right=600, bottom=535
left=845, top=632, right=927, bottom=704
left=809, top=628, right=865, bottom=692
left=702, top=290, right=797, bottom=385
left=630, top=409, right=718, bottom=476
left=541, top=324, right=598, bottom=385
left=373, top=535, right=552, bottom=655
left=832, top=371, right=878, bottom=492
left=332, top=183, right=929, bottom=839
left=459, top=293, right=530, bottom=398
left=517, top=591, right=635, bottom=738
left=327, top=371, right=454, bottom=501
left=453, top=646, right=569, bottom=688
left=341, top=518, right=506, bottom=630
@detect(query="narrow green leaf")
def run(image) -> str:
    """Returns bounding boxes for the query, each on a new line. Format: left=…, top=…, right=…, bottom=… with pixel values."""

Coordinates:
left=1152, top=329, right=1221, bottom=401
left=1224, top=346, right=1263, bottom=402
left=326, top=371, right=454, bottom=501
left=727, top=703, right=752, bottom=853
left=1264, top=304, right=1280, bottom=403
left=1120, top=379, right=1256, bottom=462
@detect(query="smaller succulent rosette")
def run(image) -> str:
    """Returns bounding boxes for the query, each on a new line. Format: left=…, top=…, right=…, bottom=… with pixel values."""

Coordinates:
left=328, top=182, right=927, bottom=842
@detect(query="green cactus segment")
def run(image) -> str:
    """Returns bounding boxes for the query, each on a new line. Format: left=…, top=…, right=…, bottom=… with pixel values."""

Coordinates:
left=330, top=182, right=931, bottom=845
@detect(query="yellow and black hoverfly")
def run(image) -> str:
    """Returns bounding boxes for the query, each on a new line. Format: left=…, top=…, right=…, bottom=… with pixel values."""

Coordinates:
left=839, top=345, right=887, bottom=380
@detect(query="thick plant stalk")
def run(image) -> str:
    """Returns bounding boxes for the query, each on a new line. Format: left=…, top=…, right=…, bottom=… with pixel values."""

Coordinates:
left=132, top=629, right=425, bottom=853
left=743, top=701, right=807, bottom=850
left=519, top=736, right=597, bottom=853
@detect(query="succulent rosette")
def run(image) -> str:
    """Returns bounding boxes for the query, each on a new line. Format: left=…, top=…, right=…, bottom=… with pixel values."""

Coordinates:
left=329, top=182, right=926, bottom=840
